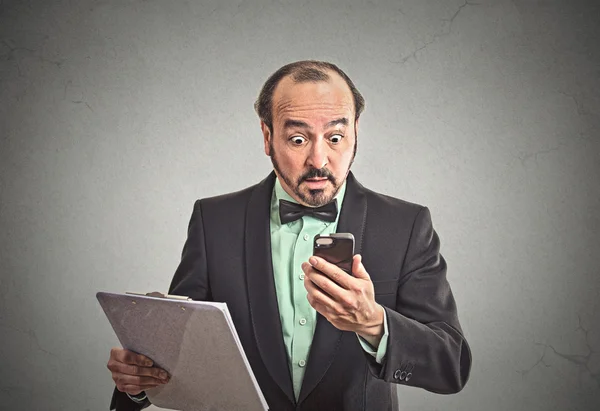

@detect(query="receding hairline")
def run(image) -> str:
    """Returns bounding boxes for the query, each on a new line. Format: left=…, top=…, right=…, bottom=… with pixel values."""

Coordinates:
left=254, top=60, right=365, bottom=131
left=270, top=69, right=356, bottom=116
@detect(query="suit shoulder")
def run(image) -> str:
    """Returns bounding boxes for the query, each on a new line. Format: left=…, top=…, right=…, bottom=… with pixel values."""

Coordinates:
left=361, top=185, right=426, bottom=217
left=194, top=184, right=256, bottom=209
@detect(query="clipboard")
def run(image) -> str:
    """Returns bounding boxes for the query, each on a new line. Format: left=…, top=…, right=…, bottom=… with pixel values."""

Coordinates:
left=97, top=291, right=268, bottom=411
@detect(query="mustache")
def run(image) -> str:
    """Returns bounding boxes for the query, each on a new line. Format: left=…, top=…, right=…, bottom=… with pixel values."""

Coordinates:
left=297, top=167, right=335, bottom=185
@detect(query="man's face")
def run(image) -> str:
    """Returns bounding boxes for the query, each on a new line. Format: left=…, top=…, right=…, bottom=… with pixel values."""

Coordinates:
left=262, top=72, right=358, bottom=207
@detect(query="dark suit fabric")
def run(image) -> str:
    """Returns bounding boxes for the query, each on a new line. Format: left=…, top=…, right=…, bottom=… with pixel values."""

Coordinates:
left=111, top=172, right=471, bottom=411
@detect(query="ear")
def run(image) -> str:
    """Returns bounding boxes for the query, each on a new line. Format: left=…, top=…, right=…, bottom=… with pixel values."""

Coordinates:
left=261, top=121, right=271, bottom=156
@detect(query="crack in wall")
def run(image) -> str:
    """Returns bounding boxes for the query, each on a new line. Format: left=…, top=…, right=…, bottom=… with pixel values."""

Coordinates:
left=71, top=100, right=94, bottom=111
left=517, top=343, right=552, bottom=377
left=63, top=79, right=94, bottom=111
left=557, top=90, right=590, bottom=117
left=0, top=39, right=33, bottom=60
left=0, top=38, right=65, bottom=78
left=518, top=316, right=599, bottom=388
left=516, top=144, right=565, bottom=166
left=1, top=322, right=58, bottom=358
left=0, top=39, right=33, bottom=77
left=515, top=130, right=591, bottom=166
left=391, top=0, right=480, bottom=65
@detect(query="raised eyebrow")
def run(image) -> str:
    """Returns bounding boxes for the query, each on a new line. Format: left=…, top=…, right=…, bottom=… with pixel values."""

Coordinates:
left=326, top=117, right=349, bottom=128
left=283, top=119, right=311, bottom=130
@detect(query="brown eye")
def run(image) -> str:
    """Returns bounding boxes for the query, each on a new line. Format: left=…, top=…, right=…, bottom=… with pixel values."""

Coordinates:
left=291, top=136, right=306, bottom=145
left=330, top=134, right=343, bottom=144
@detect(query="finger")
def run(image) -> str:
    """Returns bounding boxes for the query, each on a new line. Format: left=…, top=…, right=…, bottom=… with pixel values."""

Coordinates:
left=304, top=275, right=345, bottom=314
left=305, top=282, right=332, bottom=316
left=110, top=362, right=170, bottom=381
left=112, top=348, right=154, bottom=367
left=304, top=273, right=332, bottom=302
left=303, top=267, right=348, bottom=301
left=351, top=254, right=370, bottom=280
left=308, top=256, right=353, bottom=289
left=114, top=374, right=168, bottom=389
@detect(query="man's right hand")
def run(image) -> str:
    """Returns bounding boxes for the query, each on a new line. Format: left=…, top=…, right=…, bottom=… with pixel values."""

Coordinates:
left=107, top=347, right=170, bottom=395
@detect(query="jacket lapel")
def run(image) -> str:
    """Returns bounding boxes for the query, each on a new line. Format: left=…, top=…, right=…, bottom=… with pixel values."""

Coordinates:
left=298, top=171, right=368, bottom=404
left=245, top=172, right=296, bottom=404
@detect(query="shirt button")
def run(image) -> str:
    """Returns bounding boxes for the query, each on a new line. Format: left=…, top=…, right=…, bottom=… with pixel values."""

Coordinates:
left=299, top=273, right=305, bottom=280
left=303, top=234, right=309, bottom=241
left=299, top=318, right=307, bottom=326
left=298, top=360, right=306, bottom=367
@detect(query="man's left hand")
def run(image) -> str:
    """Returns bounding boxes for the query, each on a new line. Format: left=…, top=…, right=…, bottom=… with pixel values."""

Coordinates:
left=302, top=254, right=385, bottom=347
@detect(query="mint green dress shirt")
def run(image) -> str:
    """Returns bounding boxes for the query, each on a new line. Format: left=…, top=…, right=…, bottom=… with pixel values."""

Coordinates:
left=269, top=178, right=389, bottom=399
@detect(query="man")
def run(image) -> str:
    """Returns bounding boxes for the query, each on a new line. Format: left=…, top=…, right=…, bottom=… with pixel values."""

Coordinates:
left=107, top=60, right=472, bottom=410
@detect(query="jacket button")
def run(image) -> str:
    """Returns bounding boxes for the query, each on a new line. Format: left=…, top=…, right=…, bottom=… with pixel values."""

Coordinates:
left=400, top=371, right=407, bottom=381
left=393, top=369, right=401, bottom=380
left=405, top=372, right=412, bottom=382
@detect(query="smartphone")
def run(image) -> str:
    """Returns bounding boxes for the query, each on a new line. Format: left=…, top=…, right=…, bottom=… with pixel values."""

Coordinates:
left=313, top=233, right=355, bottom=274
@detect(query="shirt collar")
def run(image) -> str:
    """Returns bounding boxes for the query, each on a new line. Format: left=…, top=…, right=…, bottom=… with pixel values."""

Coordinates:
left=271, top=176, right=347, bottom=226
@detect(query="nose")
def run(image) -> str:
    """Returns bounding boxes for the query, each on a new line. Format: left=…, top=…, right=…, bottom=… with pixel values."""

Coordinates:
left=307, top=138, right=328, bottom=169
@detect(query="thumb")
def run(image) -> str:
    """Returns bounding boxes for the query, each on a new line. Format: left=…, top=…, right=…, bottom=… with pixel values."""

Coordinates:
left=352, top=254, right=370, bottom=280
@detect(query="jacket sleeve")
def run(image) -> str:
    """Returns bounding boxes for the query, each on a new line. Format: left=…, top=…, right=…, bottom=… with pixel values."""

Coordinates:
left=365, top=207, right=472, bottom=394
left=110, top=201, right=211, bottom=410
left=168, top=199, right=212, bottom=300
left=109, top=392, right=150, bottom=411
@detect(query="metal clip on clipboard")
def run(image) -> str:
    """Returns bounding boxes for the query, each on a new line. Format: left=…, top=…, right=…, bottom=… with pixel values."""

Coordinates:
left=125, top=291, right=191, bottom=300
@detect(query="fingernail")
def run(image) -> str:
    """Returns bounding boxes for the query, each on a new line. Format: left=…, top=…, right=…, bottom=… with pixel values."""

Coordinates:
left=145, top=360, right=153, bottom=366
left=309, top=257, right=317, bottom=265
left=159, top=371, right=168, bottom=379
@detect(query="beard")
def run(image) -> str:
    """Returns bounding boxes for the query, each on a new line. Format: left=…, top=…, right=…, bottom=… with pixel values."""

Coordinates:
left=269, top=138, right=357, bottom=207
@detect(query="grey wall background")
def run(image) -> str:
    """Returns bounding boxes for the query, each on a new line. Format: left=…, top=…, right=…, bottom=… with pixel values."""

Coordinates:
left=1, top=0, right=598, bottom=410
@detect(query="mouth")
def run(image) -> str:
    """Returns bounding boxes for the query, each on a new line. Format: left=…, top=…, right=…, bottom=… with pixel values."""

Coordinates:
left=303, top=177, right=329, bottom=189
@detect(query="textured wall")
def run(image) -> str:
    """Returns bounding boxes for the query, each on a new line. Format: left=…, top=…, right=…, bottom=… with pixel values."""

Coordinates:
left=1, top=1, right=599, bottom=410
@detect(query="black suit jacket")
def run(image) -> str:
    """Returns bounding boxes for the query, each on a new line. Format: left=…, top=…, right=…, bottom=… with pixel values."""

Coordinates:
left=111, top=172, right=471, bottom=410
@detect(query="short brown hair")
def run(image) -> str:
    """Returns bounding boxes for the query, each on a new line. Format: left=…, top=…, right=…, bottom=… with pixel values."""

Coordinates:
left=254, top=60, right=365, bottom=132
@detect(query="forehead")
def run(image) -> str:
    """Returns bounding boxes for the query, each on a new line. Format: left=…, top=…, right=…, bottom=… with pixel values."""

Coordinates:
left=271, top=72, right=354, bottom=125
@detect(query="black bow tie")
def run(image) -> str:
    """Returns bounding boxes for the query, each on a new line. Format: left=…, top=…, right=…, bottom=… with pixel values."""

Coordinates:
left=279, top=199, right=338, bottom=224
